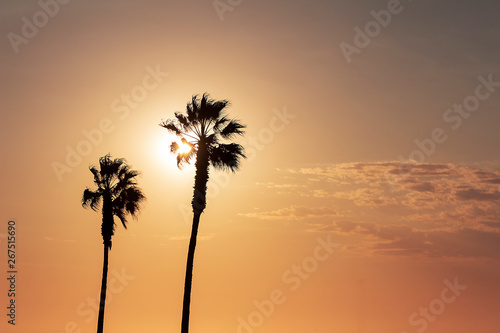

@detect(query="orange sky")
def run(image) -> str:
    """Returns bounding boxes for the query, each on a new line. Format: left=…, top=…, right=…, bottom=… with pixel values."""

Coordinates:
left=1, top=1, right=500, bottom=333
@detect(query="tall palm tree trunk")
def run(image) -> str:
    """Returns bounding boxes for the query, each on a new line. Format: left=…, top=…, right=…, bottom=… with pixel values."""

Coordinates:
left=97, top=244, right=109, bottom=333
left=181, top=212, right=201, bottom=333
left=181, top=145, right=209, bottom=333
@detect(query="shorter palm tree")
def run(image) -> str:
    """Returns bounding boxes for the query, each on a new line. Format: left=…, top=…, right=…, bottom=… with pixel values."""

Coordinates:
left=82, top=154, right=145, bottom=333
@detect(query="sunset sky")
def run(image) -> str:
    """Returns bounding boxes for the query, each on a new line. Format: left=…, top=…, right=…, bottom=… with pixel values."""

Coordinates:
left=1, top=0, right=500, bottom=332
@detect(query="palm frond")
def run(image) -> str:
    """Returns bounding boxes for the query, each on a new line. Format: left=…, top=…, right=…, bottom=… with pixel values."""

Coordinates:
left=176, top=154, right=184, bottom=168
left=175, top=112, right=197, bottom=132
left=209, top=143, right=246, bottom=172
left=212, top=115, right=229, bottom=132
left=116, top=167, right=139, bottom=191
left=176, top=148, right=196, bottom=169
left=159, top=120, right=183, bottom=136
left=100, top=154, right=125, bottom=181
left=199, top=93, right=229, bottom=122
left=186, top=102, right=196, bottom=122
left=219, top=119, right=246, bottom=139
left=200, top=93, right=207, bottom=112
left=210, top=100, right=229, bottom=115
left=123, top=187, right=145, bottom=217
left=113, top=206, right=127, bottom=229
left=183, top=146, right=197, bottom=164
left=180, top=137, right=190, bottom=145
left=170, top=141, right=179, bottom=153
left=89, top=166, right=101, bottom=186
left=205, top=133, right=219, bottom=146
left=82, top=188, right=102, bottom=211
left=111, top=186, right=145, bottom=228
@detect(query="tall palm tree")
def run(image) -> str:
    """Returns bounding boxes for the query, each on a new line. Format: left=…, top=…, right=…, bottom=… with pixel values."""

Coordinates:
left=81, top=154, right=145, bottom=333
left=160, top=93, right=246, bottom=333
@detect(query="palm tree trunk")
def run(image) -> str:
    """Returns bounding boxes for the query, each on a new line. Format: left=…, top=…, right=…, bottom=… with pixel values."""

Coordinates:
left=181, top=211, right=201, bottom=333
left=97, top=244, right=109, bottom=333
left=181, top=144, right=209, bottom=333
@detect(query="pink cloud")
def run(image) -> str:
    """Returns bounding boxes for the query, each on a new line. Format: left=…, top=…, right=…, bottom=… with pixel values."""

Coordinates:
left=324, top=220, right=500, bottom=258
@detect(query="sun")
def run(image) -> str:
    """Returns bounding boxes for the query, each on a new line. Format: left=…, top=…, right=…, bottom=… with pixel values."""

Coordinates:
left=178, top=141, right=192, bottom=154
left=149, top=129, right=196, bottom=173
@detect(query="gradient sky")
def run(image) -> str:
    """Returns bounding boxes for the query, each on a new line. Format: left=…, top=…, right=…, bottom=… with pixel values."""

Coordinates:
left=1, top=1, right=500, bottom=332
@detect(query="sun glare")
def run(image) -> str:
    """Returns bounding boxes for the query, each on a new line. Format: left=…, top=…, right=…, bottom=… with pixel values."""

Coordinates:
left=178, top=142, right=192, bottom=155
left=153, top=132, right=176, bottom=166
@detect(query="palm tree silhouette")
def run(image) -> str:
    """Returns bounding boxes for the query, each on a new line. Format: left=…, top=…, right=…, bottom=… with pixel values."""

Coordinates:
left=81, top=154, right=145, bottom=333
left=160, top=93, right=246, bottom=333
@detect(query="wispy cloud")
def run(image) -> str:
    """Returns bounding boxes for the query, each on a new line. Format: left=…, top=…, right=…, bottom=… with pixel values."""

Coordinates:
left=289, top=161, right=500, bottom=212
left=268, top=162, right=500, bottom=258
left=332, top=188, right=398, bottom=207
left=313, top=220, right=500, bottom=259
left=456, top=188, right=500, bottom=201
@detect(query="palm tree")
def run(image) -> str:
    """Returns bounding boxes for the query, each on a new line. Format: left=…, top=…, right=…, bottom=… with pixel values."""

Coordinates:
left=81, top=154, right=145, bottom=333
left=160, top=93, right=246, bottom=333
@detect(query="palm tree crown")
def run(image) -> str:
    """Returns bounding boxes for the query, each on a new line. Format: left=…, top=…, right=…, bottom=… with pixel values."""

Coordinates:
left=160, top=93, right=246, bottom=213
left=82, top=154, right=145, bottom=249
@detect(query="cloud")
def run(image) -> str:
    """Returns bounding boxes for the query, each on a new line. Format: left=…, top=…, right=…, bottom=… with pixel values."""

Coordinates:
left=483, top=179, right=500, bottom=184
left=408, top=182, right=435, bottom=193
left=303, top=189, right=330, bottom=198
left=481, top=221, right=500, bottom=229
left=333, top=188, right=397, bottom=207
left=294, top=162, right=457, bottom=184
left=255, top=182, right=305, bottom=189
left=289, top=161, right=500, bottom=212
left=278, top=162, right=500, bottom=258
left=387, top=163, right=456, bottom=177
left=322, top=220, right=500, bottom=258
left=327, top=220, right=413, bottom=241
left=240, top=205, right=338, bottom=220
left=292, top=161, right=500, bottom=188
left=373, top=228, right=500, bottom=258
left=455, top=188, right=500, bottom=202
left=475, top=170, right=500, bottom=184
